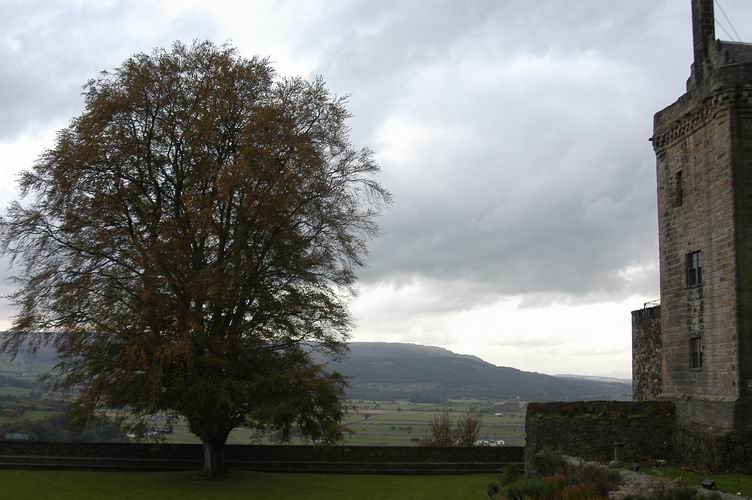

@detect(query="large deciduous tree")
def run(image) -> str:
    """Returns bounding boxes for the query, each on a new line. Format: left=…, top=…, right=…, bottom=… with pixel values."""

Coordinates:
left=0, top=42, right=389, bottom=479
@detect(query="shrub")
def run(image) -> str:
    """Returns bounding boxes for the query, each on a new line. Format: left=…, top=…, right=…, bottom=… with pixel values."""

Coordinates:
left=496, top=458, right=622, bottom=500
left=561, top=484, right=601, bottom=500
left=456, top=410, right=483, bottom=446
left=487, top=465, right=522, bottom=499
left=499, top=464, right=522, bottom=486
left=506, top=478, right=545, bottom=500
left=619, top=478, right=718, bottom=500
left=421, top=407, right=455, bottom=446
left=543, top=474, right=568, bottom=500
left=530, top=447, right=567, bottom=478
left=422, top=407, right=484, bottom=446
left=565, top=463, right=620, bottom=497
left=487, top=482, right=501, bottom=499
left=501, top=451, right=627, bottom=500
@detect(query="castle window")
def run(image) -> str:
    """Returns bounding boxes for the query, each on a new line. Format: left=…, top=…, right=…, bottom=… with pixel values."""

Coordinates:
left=674, top=171, right=683, bottom=207
left=690, top=337, right=703, bottom=369
left=687, top=251, right=702, bottom=287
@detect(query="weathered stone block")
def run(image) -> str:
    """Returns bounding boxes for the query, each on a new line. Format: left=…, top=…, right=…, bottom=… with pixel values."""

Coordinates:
left=525, top=402, right=675, bottom=466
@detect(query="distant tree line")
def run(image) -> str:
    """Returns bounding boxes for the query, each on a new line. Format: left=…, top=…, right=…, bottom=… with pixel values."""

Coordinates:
left=1, top=414, right=128, bottom=442
left=0, top=374, right=35, bottom=389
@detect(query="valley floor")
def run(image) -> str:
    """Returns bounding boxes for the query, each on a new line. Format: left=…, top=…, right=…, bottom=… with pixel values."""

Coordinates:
left=160, top=400, right=527, bottom=446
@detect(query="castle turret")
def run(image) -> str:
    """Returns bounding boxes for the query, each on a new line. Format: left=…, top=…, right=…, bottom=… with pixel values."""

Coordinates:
left=632, top=0, right=752, bottom=470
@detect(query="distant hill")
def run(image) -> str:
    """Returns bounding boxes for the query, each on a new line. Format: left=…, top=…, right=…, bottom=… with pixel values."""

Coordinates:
left=1, top=340, right=632, bottom=402
left=0, top=343, right=58, bottom=378
left=317, top=342, right=632, bottom=402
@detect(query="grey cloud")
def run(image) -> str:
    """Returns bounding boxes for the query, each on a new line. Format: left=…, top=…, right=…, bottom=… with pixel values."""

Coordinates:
left=570, top=347, right=631, bottom=357
left=0, top=0, right=219, bottom=141
left=297, top=0, right=751, bottom=305
left=357, top=59, right=661, bottom=302
left=489, top=337, right=566, bottom=349
left=1, top=0, right=750, bottom=318
left=0, top=0, right=221, bottom=320
left=304, top=0, right=695, bottom=142
left=399, top=331, right=460, bottom=346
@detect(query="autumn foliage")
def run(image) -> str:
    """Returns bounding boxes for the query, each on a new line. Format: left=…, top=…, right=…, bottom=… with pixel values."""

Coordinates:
left=0, top=41, right=389, bottom=478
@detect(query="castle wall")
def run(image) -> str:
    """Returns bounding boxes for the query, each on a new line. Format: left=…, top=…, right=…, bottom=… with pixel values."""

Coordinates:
left=730, top=86, right=752, bottom=432
left=674, top=425, right=752, bottom=473
left=626, top=1, right=752, bottom=467
left=653, top=81, right=741, bottom=431
left=525, top=401, right=675, bottom=465
left=524, top=401, right=752, bottom=473
left=631, top=305, right=662, bottom=401
left=0, top=441, right=525, bottom=473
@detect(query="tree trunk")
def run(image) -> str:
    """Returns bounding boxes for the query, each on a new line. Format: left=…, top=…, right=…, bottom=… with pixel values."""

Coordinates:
left=202, top=437, right=228, bottom=479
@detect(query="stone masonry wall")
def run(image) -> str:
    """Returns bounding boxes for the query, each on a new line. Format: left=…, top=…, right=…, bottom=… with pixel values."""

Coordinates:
left=730, top=85, right=752, bottom=432
left=632, top=305, right=662, bottom=401
left=525, top=402, right=752, bottom=472
left=653, top=78, right=741, bottom=431
left=525, top=402, right=675, bottom=464
left=676, top=425, right=752, bottom=473
left=0, top=441, right=524, bottom=464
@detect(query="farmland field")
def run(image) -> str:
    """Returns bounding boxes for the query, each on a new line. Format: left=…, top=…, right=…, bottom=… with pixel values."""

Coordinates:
left=0, top=386, right=34, bottom=397
left=1, top=351, right=527, bottom=447
left=338, top=400, right=526, bottom=446
left=0, top=396, right=526, bottom=446
left=158, top=399, right=527, bottom=446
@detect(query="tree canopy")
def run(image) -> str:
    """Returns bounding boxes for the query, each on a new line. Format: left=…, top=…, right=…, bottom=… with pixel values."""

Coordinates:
left=0, top=41, right=389, bottom=478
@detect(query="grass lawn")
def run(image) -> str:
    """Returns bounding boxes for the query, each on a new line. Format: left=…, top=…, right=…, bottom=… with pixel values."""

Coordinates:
left=644, top=467, right=752, bottom=497
left=0, top=409, right=61, bottom=425
left=22, top=409, right=60, bottom=420
left=0, top=470, right=497, bottom=500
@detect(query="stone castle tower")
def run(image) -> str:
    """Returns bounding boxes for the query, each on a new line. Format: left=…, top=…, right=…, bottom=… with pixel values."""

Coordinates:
left=633, top=0, right=752, bottom=436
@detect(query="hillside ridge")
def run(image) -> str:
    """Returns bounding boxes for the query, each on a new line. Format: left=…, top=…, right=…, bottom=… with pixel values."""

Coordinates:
left=320, top=342, right=632, bottom=402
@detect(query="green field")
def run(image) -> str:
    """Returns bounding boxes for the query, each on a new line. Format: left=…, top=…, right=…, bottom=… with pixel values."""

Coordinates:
left=0, top=400, right=526, bottom=447
left=0, top=358, right=31, bottom=376
left=339, top=400, right=525, bottom=446
left=1, top=349, right=527, bottom=447
left=156, top=400, right=527, bottom=446
left=0, top=470, right=497, bottom=500
left=0, top=409, right=58, bottom=425
left=0, top=386, right=34, bottom=397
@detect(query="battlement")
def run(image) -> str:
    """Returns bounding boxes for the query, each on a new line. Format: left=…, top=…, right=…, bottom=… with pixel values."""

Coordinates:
left=653, top=62, right=752, bottom=152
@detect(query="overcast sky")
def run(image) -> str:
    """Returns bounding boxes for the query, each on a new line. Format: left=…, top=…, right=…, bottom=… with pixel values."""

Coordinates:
left=1, top=0, right=750, bottom=379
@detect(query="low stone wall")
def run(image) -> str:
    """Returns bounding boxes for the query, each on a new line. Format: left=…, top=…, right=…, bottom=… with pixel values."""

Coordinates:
left=0, top=441, right=524, bottom=468
left=676, top=426, right=752, bottom=473
left=525, top=401, right=675, bottom=465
